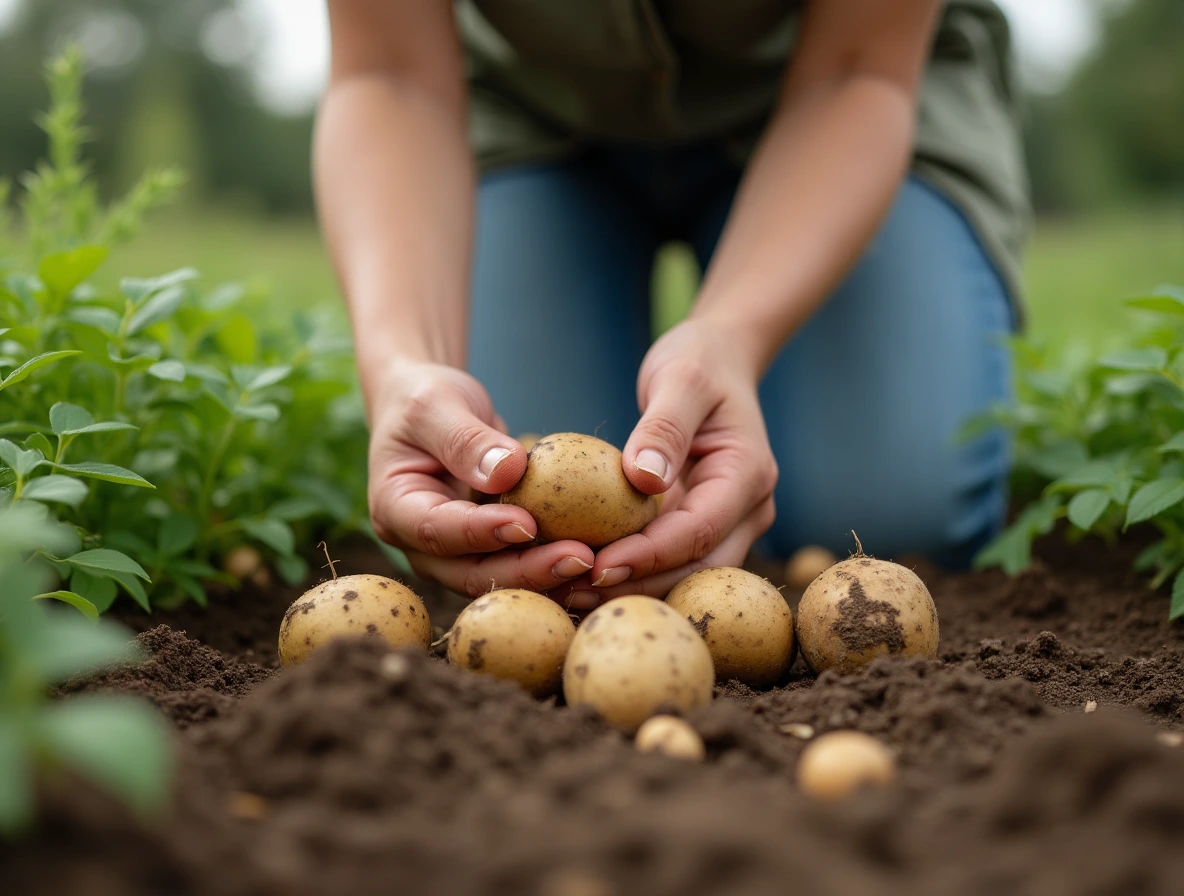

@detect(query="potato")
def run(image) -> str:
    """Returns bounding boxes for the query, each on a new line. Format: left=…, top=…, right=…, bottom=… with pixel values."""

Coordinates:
left=223, top=544, right=271, bottom=589
left=784, top=545, right=838, bottom=590
left=634, top=715, right=706, bottom=762
left=797, top=730, right=896, bottom=800
left=447, top=588, right=576, bottom=697
left=795, top=552, right=938, bottom=675
left=564, top=596, right=713, bottom=729
left=665, top=567, right=795, bottom=688
left=501, top=433, right=658, bottom=548
left=278, top=574, right=431, bottom=665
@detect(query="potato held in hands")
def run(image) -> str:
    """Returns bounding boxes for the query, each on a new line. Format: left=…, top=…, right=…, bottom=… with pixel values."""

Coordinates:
left=564, top=596, right=714, bottom=729
left=665, top=567, right=796, bottom=688
left=501, top=433, right=658, bottom=549
left=447, top=589, right=576, bottom=698
left=795, top=551, right=938, bottom=676
left=278, top=574, right=431, bottom=665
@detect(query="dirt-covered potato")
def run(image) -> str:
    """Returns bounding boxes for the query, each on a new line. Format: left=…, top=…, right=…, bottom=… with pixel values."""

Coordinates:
left=634, top=715, right=705, bottom=762
left=564, top=596, right=714, bottom=729
left=447, top=589, right=576, bottom=697
left=665, top=567, right=795, bottom=688
left=795, top=551, right=938, bottom=675
left=278, top=574, right=431, bottom=666
left=797, top=730, right=896, bottom=800
left=784, top=545, right=838, bottom=590
left=501, top=433, right=658, bottom=548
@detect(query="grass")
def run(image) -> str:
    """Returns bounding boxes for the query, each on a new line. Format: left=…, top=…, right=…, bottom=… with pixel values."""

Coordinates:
left=108, top=205, right=1184, bottom=350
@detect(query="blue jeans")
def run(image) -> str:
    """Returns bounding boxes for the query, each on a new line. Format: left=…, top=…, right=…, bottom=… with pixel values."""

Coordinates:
left=469, top=147, right=1015, bottom=569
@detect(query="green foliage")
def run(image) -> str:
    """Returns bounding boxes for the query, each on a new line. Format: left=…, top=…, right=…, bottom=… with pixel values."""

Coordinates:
left=0, top=504, right=172, bottom=834
left=973, top=284, right=1184, bottom=619
left=1, top=47, right=388, bottom=612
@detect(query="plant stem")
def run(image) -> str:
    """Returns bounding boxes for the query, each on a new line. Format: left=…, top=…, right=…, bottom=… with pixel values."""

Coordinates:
left=197, top=417, right=237, bottom=526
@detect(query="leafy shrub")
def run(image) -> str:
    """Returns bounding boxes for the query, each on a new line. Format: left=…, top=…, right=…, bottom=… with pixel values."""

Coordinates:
left=0, top=504, right=172, bottom=834
left=973, top=285, right=1184, bottom=619
left=1, top=49, right=390, bottom=615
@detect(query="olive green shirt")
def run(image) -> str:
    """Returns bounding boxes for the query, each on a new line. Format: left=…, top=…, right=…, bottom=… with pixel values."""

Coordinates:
left=458, top=0, right=1030, bottom=304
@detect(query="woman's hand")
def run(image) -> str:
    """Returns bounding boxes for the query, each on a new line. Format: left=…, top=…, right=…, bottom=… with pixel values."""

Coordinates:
left=573, top=319, right=779, bottom=602
left=367, top=360, right=595, bottom=596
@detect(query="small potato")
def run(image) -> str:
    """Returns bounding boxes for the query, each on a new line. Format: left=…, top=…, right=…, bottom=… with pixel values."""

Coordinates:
left=501, top=433, right=658, bottom=548
left=796, top=554, right=938, bottom=675
left=665, top=567, right=795, bottom=688
left=797, top=730, right=896, bottom=801
left=223, top=544, right=272, bottom=589
left=564, top=596, right=714, bottom=729
left=278, top=574, right=431, bottom=665
left=784, top=545, right=838, bottom=590
left=635, top=715, right=706, bottom=762
left=447, top=589, right=576, bottom=697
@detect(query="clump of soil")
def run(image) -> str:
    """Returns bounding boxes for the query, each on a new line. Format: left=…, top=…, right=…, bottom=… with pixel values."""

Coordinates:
left=59, top=625, right=272, bottom=727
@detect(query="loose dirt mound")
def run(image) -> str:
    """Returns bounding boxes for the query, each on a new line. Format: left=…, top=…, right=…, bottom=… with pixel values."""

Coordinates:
left=5, top=535, right=1184, bottom=895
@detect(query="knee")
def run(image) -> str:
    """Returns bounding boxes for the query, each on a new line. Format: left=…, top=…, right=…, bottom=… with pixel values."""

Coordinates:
left=763, top=431, right=1010, bottom=570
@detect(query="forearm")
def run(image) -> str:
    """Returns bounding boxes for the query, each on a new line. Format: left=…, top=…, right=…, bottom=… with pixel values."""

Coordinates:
left=693, top=77, right=916, bottom=379
left=313, top=73, right=474, bottom=407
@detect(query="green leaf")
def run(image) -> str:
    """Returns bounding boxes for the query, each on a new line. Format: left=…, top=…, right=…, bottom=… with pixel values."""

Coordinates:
left=1067, top=488, right=1110, bottom=531
left=105, top=344, right=159, bottom=372
left=234, top=402, right=281, bottom=423
left=1172, top=571, right=1184, bottom=622
left=24, top=431, right=54, bottom=459
left=38, top=245, right=108, bottom=299
left=0, top=439, right=46, bottom=477
left=974, top=525, right=1035, bottom=575
left=1159, top=432, right=1184, bottom=454
left=54, top=462, right=154, bottom=488
left=33, top=590, right=100, bottom=621
left=23, top=614, right=140, bottom=683
left=66, top=549, right=151, bottom=581
left=0, top=720, right=33, bottom=835
left=38, top=695, right=172, bottom=816
left=49, top=402, right=91, bottom=433
left=267, top=495, right=325, bottom=522
left=1126, top=293, right=1184, bottom=317
left=243, top=365, right=292, bottom=393
left=242, top=519, right=296, bottom=558
left=241, top=517, right=295, bottom=557
left=126, top=284, right=186, bottom=335
left=109, top=571, right=151, bottom=613
left=172, top=574, right=207, bottom=607
left=1098, top=347, right=1168, bottom=372
left=276, top=554, right=309, bottom=586
left=147, top=360, right=186, bottom=382
left=0, top=350, right=81, bottom=390
left=70, top=569, right=118, bottom=614
left=120, top=267, right=197, bottom=303
left=1126, top=478, right=1184, bottom=527
left=214, top=313, right=258, bottom=364
left=21, top=474, right=88, bottom=507
left=158, top=515, right=197, bottom=558
left=65, top=305, right=121, bottom=334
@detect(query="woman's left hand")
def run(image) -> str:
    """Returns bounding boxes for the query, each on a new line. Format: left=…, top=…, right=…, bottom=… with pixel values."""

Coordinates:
left=570, top=318, right=779, bottom=604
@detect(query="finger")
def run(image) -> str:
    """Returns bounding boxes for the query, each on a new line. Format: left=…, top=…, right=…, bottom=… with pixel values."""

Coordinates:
left=586, top=506, right=772, bottom=602
left=371, top=470, right=538, bottom=555
left=623, top=375, right=718, bottom=494
left=411, top=394, right=526, bottom=494
left=405, top=539, right=596, bottom=597
left=591, top=449, right=772, bottom=583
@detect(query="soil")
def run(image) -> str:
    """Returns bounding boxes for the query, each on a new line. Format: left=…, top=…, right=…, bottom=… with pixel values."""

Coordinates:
left=6, top=533, right=1184, bottom=895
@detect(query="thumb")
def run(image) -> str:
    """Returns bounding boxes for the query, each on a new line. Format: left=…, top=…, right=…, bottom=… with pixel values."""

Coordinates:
left=416, top=395, right=527, bottom=494
left=623, top=381, right=715, bottom=495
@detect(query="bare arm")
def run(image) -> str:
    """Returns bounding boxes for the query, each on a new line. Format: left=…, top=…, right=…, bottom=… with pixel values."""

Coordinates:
left=591, top=0, right=943, bottom=596
left=316, top=0, right=596, bottom=596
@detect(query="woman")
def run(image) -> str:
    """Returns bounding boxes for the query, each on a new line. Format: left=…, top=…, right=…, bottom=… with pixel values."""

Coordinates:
left=314, top=0, right=1028, bottom=608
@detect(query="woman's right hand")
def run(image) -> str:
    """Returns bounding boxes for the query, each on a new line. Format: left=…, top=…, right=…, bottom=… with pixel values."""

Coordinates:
left=366, top=360, right=595, bottom=597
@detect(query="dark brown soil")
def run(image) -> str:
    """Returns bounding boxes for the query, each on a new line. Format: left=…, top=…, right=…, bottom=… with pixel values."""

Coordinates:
left=6, top=534, right=1184, bottom=895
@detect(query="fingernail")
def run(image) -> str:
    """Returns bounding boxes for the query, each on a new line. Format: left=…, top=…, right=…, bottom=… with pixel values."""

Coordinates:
left=478, top=446, right=512, bottom=480
left=494, top=523, right=534, bottom=544
left=635, top=448, right=669, bottom=483
left=592, top=566, right=632, bottom=588
left=552, top=556, right=593, bottom=579
left=565, top=591, right=601, bottom=610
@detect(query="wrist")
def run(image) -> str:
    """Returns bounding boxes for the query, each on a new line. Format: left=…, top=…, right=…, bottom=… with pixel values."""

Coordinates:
left=683, top=308, right=779, bottom=385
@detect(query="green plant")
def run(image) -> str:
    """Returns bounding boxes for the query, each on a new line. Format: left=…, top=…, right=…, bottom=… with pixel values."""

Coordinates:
left=1, top=48, right=395, bottom=614
left=973, top=284, right=1184, bottom=620
left=0, top=503, right=171, bottom=834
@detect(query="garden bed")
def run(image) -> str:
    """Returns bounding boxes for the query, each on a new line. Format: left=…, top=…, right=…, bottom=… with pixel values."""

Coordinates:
left=5, top=535, right=1184, bottom=896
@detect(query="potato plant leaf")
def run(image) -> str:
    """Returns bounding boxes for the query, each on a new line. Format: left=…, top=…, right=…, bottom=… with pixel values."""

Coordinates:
left=0, top=721, right=33, bottom=835
left=0, top=350, right=80, bottom=390
left=54, top=462, right=153, bottom=488
left=66, top=548, right=150, bottom=581
left=1126, top=478, right=1184, bottom=527
left=241, top=518, right=295, bottom=557
left=37, top=245, right=108, bottom=300
left=1066, top=488, right=1111, bottom=531
left=21, top=474, right=88, bottom=506
left=33, top=590, right=100, bottom=621
left=1172, top=571, right=1184, bottom=623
